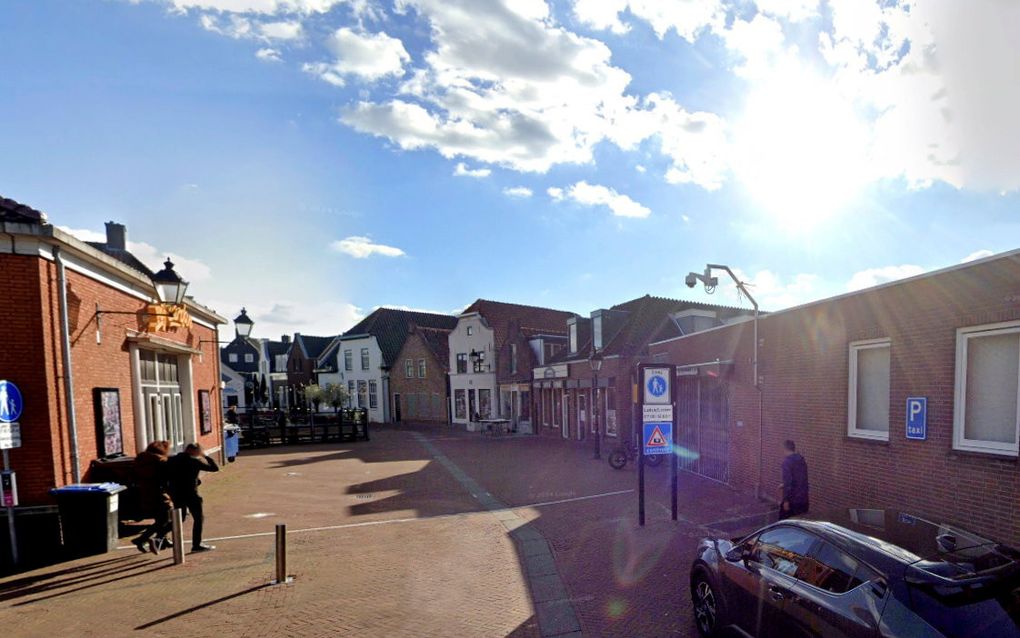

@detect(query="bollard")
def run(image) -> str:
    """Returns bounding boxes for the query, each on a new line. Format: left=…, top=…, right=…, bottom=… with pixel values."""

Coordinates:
left=171, top=508, right=185, bottom=565
left=273, top=523, right=291, bottom=584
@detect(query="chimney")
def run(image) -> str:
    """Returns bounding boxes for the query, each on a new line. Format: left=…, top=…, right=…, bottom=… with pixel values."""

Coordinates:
left=105, top=221, right=127, bottom=250
left=281, top=335, right=291, bottom=344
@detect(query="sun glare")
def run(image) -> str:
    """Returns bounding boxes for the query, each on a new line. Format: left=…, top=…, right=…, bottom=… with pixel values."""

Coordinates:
left=733, top=64, right=872, bottom=228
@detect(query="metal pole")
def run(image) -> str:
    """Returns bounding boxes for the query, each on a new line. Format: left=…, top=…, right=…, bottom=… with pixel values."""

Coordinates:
left=671, top=367, right=678, bottom=522
left=592, top=370, right=600, bottom=459
left=2, top=450, right=17, bottom=565
left=171, top=508, right=185, bottom=565
left=274, top=523, right=289, bottom=584
left=638, top=437, right=646, bottom=527
left=54, top=247, right=81, bottom=483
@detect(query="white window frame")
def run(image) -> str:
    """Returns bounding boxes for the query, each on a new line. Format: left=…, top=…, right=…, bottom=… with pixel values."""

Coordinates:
left=953, top=320, right=1020, bottom=456
left=344, top=350, right=353, bottom=371
left=467, top=326, right=473, bottom=336
left=228, top=353, right=238, bottom=363
left=405, top=358, right=414, bottom=378
left=360, top=348, right=370, bottom=371
left=847, top=338, right=891, bottom=441
left=569, top=322, right=578, bottom=353
left=418, top=358, right=426, bottom=378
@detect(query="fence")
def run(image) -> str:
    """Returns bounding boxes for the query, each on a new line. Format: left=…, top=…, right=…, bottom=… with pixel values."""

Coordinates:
left=239, top=409, right=370, bottom=448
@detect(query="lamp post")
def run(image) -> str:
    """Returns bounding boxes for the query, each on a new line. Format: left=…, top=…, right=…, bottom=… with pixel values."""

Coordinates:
left=590, top=349, right=603, bottom=459
left=234, top=307, right=254, bottom=340
left=152, top=258, right=189, bottom=306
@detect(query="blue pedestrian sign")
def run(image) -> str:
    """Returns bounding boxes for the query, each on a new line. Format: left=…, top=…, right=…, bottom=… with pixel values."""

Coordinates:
left=906, top=397, right=926, bottom=440
left=0, top=381, right=23, bottom=424
left=643, top=422, right=672, bottom=456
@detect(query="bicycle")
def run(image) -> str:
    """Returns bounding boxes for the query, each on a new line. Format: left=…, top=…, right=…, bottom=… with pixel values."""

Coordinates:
left=608, top=439, right=663, bottom=470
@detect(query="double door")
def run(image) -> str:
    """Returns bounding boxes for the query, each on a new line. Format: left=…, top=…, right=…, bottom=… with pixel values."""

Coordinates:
left=144, top=388, right=184, bottom=451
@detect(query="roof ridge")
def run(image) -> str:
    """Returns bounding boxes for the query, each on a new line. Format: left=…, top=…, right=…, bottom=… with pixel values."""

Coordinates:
left=468, top=298, right=576, bottom=315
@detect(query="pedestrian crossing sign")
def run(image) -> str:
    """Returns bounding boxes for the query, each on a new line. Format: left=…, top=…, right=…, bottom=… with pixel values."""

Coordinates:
left=643, top=422, right=672, bottom=455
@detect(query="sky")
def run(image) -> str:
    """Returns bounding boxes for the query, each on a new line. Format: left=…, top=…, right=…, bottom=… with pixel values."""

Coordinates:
left=1, top=0, right=1018, bottom=339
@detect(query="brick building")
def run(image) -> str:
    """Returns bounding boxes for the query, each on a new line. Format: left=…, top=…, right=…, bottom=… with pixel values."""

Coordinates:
left=535, top=295, right=753, bottom=448
left=0, top=197, right=226, bottom=564
left=389, top=323, right=453, bottom=423
left=648, top=250, right=1020, bottom=544
left=284, top=333, right=335, bottom=410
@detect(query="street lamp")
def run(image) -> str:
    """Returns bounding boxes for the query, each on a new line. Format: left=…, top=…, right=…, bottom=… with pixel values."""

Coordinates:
left=234, top=308, right=254, bottom=339
left=151, top=258, right=189, bottom=306
left=590, top=349, right=603, bottom=460
left=686, top=262, right=763, bottom=498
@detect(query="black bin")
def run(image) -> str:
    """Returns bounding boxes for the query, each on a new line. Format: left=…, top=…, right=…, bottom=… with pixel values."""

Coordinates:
left=50, top=483, right=126, bottom=558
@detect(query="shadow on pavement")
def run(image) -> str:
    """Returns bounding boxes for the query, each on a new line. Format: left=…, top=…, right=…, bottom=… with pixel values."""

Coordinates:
left=9, top=559, right=174, bottom=606
left=134, top=583, right=269, bottom=629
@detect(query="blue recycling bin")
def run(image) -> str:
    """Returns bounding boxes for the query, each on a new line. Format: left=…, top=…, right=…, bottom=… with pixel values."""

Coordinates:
left=224, top=425, right=240, bottom=462
left=50, top=483, right=126, bottom=558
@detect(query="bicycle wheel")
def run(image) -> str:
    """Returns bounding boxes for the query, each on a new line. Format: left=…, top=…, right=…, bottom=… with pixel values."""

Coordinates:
left=608, top=448, right=628, bottom=470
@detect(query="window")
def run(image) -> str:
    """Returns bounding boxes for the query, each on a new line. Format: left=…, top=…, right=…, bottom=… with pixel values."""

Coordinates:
left=510, top=344, right=517, bottom=374
left=467, top=326, right=473, bottom=336
left=606, top=385, right=618, bottom=436
left=454, top=389, right=466, bottom=419
left=405, top=358, right=414, bottom=378
left=369, top=380, right=378, bottom=409
left=799, top=540, right=877, bottom=594
left=473, top=351, right=486, bottom=373
left=753, top=526, right=817, bottom=577
left=593, top=315, right=603, bottom=350
left=848, top=339, right=891, bottom=440
left=357, top=380, right=368, bottom=408
left=569, top=322, right=578, bottom=353
left=344, top=350, right=353, bottom=371
left=360, top=348, right=370, bottom=370
left=228, top=353, right=238, bottom=363
left=418, top=359, right=426, bottom=378
left=954, top=322, right=1020, bottom=455
left=456, top=353, right=467, bottom=374
left=348, top=381, right=355, bottom=407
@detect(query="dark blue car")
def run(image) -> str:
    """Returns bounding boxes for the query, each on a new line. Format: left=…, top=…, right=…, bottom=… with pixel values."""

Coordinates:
left=690, top=509, right=1020, bottom=637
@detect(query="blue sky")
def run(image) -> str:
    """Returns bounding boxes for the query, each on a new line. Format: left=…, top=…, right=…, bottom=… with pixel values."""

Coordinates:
left=1, top=0, right=1018, bottom=338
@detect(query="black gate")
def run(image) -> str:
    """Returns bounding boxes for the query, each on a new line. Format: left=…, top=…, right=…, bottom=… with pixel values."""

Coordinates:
left=676, top=375, right=730, bottom=483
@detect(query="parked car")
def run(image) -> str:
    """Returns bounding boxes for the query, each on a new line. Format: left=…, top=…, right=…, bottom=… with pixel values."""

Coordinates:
left=690, top=509, right=1020, bottom=637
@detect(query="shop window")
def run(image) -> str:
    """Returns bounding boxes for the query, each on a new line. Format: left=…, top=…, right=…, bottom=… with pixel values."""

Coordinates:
left=369, top=380, right=378, bottom=409
left=405, top=358, right=414, bottom=378
left=344, top=350, right=353, bottom=371
left=954, top=322, right=1020, bottom=455
left=456, top=353, right=467, bottom=374
left=848, top=339, right=891, bottom=440
left=606, top=385, right=618, bottom=437
left=418, top=359, right=426, bottom=378
left=479, top=389, right=491, bottom=418
left=454, top=389, right=466, bottom=419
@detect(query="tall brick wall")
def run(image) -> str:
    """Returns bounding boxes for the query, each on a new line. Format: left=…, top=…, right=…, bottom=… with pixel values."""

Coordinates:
left=390, top=332, right=449, bottom=423
left=650, top=254, right=1020, bottom=543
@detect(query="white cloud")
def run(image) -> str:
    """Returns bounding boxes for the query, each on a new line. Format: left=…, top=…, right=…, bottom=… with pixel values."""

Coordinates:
left=453, top=162, right=491, bottom=178
left=755, top=0, right=819, bottom=22
left=170, top=0, right=343, bottom=14
left=238, top=300, right=363, bottom=338
left=59, top=226, right=213, bottom=282
left=199, top=14, right=301, bottom=41
left=551, top=181, right=650, bottom=218
left=502, top=186, right=533, bottom=198
left=573, top=0, right=724, bottom=41
left=255, top=47, right=282, bottom=61
left=846, top=264, right=926, bottom=292
left=961, top=249, right=994, bottom=263
left=259, top=20, right=302, bottom=40
left=306, top=28, right=410, bottom=85
left=699, top=268, right=823, bottom=311
left=329, top=236, right=406, bottom=258
left=635, top=164, right=646, bottom=173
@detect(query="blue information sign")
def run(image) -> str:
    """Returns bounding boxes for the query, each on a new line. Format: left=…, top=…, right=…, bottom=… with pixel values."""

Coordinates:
left=643, top=422, right=672, bottom=456
left=0, top=380, right=23, bottom=424
left=906, top=397, right=926, bottom=440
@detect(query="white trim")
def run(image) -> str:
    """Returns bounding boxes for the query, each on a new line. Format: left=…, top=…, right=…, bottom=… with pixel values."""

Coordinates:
left=953, top=320, right=1020, bottom=456
left=671, top=308, right=718, bottom=319
left=650, top=315, right=755, bottom=346
left=847, top=338, right=891, bottom=441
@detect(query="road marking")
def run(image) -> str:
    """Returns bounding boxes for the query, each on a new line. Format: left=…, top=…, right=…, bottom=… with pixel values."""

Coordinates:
left=116, top=488, right=633, bottom=550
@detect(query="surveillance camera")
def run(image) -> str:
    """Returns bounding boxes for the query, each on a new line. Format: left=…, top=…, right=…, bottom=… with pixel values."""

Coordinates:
left=685, top=273, right=698, bottom=288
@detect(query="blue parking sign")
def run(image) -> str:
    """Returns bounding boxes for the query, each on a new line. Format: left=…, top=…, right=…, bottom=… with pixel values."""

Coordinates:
left=906, top=397, right=926, bottom=440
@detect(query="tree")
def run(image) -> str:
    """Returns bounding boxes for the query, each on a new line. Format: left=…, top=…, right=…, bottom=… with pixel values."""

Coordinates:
left=324, top=383, right=349, bottom=414
left=304, top=384, right=325, bottom=413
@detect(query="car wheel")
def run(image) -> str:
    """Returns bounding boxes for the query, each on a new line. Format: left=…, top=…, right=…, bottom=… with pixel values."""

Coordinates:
left=692, top=572, right=722, bottom=637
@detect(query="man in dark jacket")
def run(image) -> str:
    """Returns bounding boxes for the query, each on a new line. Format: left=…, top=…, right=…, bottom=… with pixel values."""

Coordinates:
left=779, top=439, right=809, bottom=520
left=168, top=443, right=219, bottom=552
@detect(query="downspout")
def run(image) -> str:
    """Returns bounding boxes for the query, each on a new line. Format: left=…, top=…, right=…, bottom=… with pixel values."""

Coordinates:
left=53, top=246, right=82, bottom=483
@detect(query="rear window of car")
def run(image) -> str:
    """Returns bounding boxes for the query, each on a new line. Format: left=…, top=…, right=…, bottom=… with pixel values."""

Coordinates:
left=802, top=540, right=880, bottom=594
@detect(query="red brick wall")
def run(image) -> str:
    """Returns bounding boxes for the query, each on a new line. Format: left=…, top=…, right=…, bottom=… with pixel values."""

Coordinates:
left=389, top=332, right=449, bottom=423
left=650, top=255, right=1020, bottom=543
left=2, top=251, right=223, bottom=505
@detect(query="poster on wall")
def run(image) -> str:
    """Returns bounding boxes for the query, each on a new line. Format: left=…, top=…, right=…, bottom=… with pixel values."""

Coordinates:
left=198, top=390, right=212, bottom=435
left=93, top=388, right=123, bottom=457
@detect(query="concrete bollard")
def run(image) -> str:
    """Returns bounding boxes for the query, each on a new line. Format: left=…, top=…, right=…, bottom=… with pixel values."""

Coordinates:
left=273, top=523, right=291, bottom=584
left=171, top=508, right=185, bottom=565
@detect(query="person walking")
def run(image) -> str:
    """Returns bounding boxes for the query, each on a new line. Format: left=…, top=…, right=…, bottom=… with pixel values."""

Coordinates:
left=167, top=443, right=220, bottom=552
left=131, top=440, right=173, bottom=554
left=779, top=439, right=809, bottom=520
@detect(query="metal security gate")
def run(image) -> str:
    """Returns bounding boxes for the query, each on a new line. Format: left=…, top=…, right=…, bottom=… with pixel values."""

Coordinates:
left=676, top=375, right=730, bottom=483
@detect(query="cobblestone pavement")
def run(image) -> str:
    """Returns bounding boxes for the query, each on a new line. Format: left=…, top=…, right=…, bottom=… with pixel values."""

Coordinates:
left=0, top=424, right=773, bottom=637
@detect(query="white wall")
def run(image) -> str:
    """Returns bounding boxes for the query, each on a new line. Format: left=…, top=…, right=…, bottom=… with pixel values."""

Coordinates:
left=448, top=313, right=498, bottom=427
left=337, top=336, right=387, bottom=423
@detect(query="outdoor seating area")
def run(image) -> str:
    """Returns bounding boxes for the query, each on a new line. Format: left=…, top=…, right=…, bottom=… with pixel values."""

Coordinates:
left=238, top=409, right=370, bottom=448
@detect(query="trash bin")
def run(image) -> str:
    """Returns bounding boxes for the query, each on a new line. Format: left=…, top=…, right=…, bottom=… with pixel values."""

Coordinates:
left=50, top=483, right=126, bottom=558
left=224, top=424, right=240, bottom=462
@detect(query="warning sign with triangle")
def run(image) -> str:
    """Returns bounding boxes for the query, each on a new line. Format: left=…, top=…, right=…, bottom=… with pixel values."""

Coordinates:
left=646, top=426, right=668, bottom=447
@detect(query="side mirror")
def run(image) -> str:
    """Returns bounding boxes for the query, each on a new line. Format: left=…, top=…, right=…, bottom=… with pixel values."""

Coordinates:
left=725, top=546, right=748, bottom=562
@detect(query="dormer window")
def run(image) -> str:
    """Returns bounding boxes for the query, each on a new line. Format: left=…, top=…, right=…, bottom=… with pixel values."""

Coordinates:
left=593, top=314, right=603, bottom=350
left=569, top=322, right=578, bottom=353
left=672, top=309, right=720, bottom=336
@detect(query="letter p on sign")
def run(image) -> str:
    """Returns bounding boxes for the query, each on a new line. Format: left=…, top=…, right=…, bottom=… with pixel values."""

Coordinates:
left=906, top=397, right=927, bottom=440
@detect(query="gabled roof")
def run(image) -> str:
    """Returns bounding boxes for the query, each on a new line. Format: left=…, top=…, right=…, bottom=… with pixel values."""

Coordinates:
left=0, top=196, right=47, bottom=224
left=265, top=340, right=291, bottom=372
left=462, top=299, right=576, bottom=350
left=316, top=337, right=342, bottom=371
left=413, top=324, right=453, bottom=370
left=342, top=307, right=458, bottom=368
left=85, top=242, right=155, bottom=277
left=295, top=334, right=335, bottom=360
